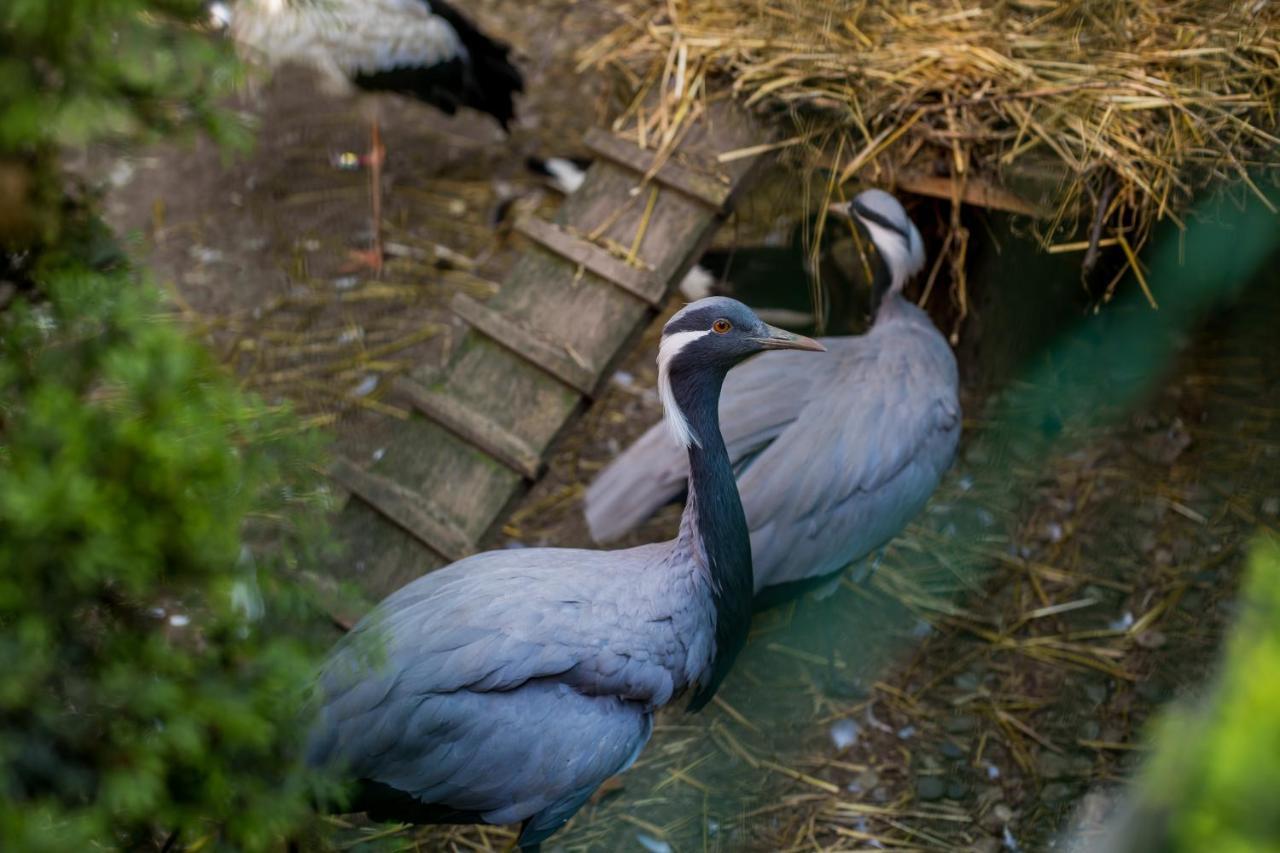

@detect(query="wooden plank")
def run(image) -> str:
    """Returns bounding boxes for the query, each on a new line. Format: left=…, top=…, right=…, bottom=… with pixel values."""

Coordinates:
left=452, top=293, right=599, bottom=395
left=515, top=216, right=665, bottom=305
left=584, top=127, right=733, bottom=210
left=328, top=455, right=473, bottom=563
left=328, top=100, right=770, bottom=603
left=394, top=376, right=543, bottom=479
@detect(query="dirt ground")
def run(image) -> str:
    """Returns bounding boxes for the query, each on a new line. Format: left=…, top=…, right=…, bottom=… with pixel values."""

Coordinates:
left=82, top=0, right=626, bottom=463
left=83, top=3, right=1280, bottom=851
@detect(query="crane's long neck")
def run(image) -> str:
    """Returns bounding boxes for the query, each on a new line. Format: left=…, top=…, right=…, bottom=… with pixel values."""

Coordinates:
left=669, top=368, right=754, bottom=711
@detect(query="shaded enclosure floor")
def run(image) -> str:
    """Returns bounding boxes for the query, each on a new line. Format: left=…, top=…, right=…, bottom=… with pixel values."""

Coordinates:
left=80, top=3, right=1280, bottom=849
left=399, top=273, right=1279, bottom=852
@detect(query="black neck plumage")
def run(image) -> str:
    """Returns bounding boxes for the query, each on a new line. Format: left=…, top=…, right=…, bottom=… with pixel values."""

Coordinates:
left=871, top=251, right=895, bottom=321
left=671, top=368, right=754, bottom=711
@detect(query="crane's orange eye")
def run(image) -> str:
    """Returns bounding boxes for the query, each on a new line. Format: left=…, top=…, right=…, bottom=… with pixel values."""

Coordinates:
left=712, top=319, right=732, bottom=334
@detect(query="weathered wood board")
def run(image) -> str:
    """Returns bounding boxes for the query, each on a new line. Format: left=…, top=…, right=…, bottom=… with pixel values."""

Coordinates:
left=327, top=101, right=767, bottom=607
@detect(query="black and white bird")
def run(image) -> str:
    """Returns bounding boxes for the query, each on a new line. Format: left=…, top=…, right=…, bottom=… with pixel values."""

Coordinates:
left=585, top=190, right=961, bottom=613
left=216, top=0, right=523, bottom=272
left=306, top=298, right=823, bottom=850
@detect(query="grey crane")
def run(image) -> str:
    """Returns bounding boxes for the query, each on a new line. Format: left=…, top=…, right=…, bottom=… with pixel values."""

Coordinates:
left=213, top=0, right=523, bottom=273
left=305, top=297, right=823, bottom=850
left=585, top=190, right=961, bottom=616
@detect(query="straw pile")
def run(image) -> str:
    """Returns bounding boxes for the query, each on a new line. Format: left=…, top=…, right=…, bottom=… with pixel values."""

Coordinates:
left=584, top=0, right=1280, bottom=320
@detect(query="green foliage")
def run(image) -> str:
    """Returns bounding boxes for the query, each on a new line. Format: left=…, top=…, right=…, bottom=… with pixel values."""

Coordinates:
left=0, top=225, right=341, bottom=851
left=1, top=1, right=342, bottom=849
left=0, top=0, right=244, bottom=152
left=1105, top=537, right=1280, bottom=853
left=1, top=0, right=248, bottom=249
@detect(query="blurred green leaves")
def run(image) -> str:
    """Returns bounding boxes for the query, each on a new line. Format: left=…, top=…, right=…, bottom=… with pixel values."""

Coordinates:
left=0, top=0, right=243, bottom=150
left=1, top=1, right=341, bottom=849
left=0, top=228, right=341, bottom=852
left=1100, top=537, right=1280, bottom=852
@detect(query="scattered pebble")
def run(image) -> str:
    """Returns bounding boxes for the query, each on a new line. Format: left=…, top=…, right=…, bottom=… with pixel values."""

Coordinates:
left=149, top=607, right=166, bottom=620
left=829, top=718, right=860, bottom=751
left=302, top=238, right=322, bottom=252
left=189, top=245, right=224, bottom=264
left=705, top=819, right=719, bottom=837
left=1045, top=521, right=1064, bottom=542
left=371, top=447, right=386, bottom=462
left=985, top=762, right=1001, bottom=780
left=1262, top=496, right=1280, bottom=516
left=1084, top=682, right=1109, bottom=704
left=333, top=275, right=359, bottom=290
left=1135, top=629, right=1167, bottom=649
left=958, top=474, right=975, bottom=491
left=635, top=832, right=672, bottom=853
left=915, top=776, right=946, bottom=801
left=351, top=375, right=379, bottom=397
left=896, top=725, right=916, bottom=740
left=943, top=714, right=979, bottom=734
left=1002, top=825, right=1023, bottom=852
left=1109, top=611, right=1135, bottom=631
left=168, top=614, right=190, bottom=628
left=611, top=370, right=635, bottom=388
left=853, top=816, right=884, bottom=848
left=1041, top=782, right=1074, bottom=802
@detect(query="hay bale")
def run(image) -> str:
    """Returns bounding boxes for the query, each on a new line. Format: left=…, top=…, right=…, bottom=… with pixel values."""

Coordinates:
left=586, top=0, right=1280, bottom=320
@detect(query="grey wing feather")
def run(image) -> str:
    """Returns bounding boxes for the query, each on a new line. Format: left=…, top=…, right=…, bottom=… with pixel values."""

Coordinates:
left=742, top=318, right=960, bottom=589
left=585, top=349, right=843, bottom=542
left=306, top=545, right=682, bottom=828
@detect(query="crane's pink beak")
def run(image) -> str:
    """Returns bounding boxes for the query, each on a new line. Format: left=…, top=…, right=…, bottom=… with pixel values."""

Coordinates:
left=753, top=325, right=826, bottom=352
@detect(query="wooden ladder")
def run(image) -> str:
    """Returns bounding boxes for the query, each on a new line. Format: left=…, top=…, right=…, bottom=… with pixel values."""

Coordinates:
left=325, top=102, right=767, bottom=607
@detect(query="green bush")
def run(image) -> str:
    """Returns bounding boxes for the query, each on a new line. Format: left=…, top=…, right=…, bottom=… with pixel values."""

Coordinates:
left=1098, top=537, right=1280, bottom=853
left=0, top=234, right=338, bottom=851
left=1, top=0, right=341, bottom=848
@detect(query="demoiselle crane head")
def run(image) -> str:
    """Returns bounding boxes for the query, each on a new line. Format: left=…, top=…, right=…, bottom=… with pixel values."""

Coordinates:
left=658, top=296, right=825, bottom=448
left=829, top=189, right=926, bottom=298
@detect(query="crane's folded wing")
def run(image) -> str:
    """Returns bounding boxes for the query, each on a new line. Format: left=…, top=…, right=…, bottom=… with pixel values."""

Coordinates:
left=584, top=344, right=844, bottom=542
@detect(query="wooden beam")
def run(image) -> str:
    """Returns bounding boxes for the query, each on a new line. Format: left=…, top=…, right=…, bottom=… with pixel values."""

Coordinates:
left=393, top=377, right=543, bottom=480
left=451, top=293, right=598, bottom=395
left=584, top=128, right=733, bottom=210
left=328, top=456, right=473, bottom=563
left=515, top=216, right=665, bottom=306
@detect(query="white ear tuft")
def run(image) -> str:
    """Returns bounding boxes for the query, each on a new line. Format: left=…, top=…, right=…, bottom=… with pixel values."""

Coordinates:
left=656, top=330, right=709, bottom=448
left=860, top=219, right=915, bottom=293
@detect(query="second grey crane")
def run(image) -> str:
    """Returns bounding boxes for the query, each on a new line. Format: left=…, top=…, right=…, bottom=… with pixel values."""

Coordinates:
left=305, top=297, right=823, bottom=850
left=585, top=190, right=961, bottom=611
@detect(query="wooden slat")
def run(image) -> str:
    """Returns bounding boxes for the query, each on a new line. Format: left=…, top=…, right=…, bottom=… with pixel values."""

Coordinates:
left=451, top=293, right=598, bottom=395
left=328, top=102, right=769, bottom=604
left=394, top=376, right=543, bottom=479
left=328, top=456, right=472, bottom=563
left=515, top=216, right=665, bottom=306
left=584, top=127, right=733, bottom=210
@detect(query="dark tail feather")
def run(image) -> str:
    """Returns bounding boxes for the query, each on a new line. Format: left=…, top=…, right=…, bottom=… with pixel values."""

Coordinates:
left=428, top=0, right=523, bottom=129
